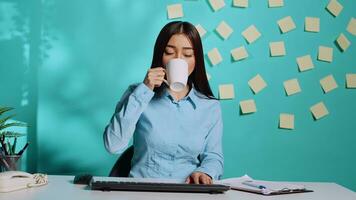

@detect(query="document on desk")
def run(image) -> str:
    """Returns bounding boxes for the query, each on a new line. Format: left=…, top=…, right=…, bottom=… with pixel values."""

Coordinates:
left=215, top=175, right=313, bottom=195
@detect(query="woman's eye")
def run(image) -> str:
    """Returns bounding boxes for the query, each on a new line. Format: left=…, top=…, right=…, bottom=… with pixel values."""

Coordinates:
left=164, top=50, right=174, bottom=55
left=184, top=54, right=193, bottom=57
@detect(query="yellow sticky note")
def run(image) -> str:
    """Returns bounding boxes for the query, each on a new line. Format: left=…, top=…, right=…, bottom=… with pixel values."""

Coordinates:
left=209, top=0, right=225, bottom=12
left=347, top=18, right=356, bottom=36
left=346, top=74, right=356, bottom=88
left=240, top=99, right=257, bottom=114
left=296, top=55, right=314, bottom=72
left=242, top=25, right=261, bottom=44
left=219, top=84, right=235, bottom=99
left=326, top=0, right=343, bottom=17
left=318, top=46, right=333, bottom=63
left=216, top=21, right=233, bottom=40
left=283, top=78, right=301, bottom=96
left=305, top=17, right=320, bottom=32
left=207, top=48, right=223, bottom=66
left=231, top=46, right=248, bottom=61
left=336, top=33, right=351, bottom=52
left=248, top=74, right=267, bottom=94
left=279, top=113, right=294, bottom=130
left=320, top=75, right=338, bottom=93
left=206, top=73, right=211, bottom=81
left=310, top=102, right=329, bottom=120
left=269, top=41, right=286, bottom=57
left=233, top=0, right=248, bottom=8
left=195, top=24, right=207, bottom=38
left=167, top=4, right=184, bottom=19
left=278, top=16, right=296, bottom=33
left=268, top=0, right=284, bottom=8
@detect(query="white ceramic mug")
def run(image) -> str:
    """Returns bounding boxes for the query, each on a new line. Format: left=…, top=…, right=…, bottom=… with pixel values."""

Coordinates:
left=163, top=58, right=188, bottom=92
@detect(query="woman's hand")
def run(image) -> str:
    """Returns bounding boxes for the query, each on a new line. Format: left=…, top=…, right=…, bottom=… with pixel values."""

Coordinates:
left=185, top=172, right=212, bottom=184
left=143, top=67, right=166, bottom=91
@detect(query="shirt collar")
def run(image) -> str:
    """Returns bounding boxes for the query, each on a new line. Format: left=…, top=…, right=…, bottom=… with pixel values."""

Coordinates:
left=163, top=85, right=198, bottom=110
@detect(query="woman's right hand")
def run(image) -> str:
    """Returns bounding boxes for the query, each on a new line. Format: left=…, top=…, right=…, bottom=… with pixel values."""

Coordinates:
left=143, top=67, right=166, bottom=91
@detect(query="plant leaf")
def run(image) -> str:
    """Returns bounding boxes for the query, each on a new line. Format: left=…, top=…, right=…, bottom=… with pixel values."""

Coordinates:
left=7, top=140, right=13, bottom=155
left=12, top=137, right=17, bottom=154
left=0, top=114, right=16, bottom=126
left=0, top=131, right=26, bottom=138
left=0, top=107, right=14, bottom=115
left=0, top=122, right=27, bottom=131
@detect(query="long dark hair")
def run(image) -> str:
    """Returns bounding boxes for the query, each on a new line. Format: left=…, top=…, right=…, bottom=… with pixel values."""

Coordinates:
left=150, top=21, right=216, bottom=99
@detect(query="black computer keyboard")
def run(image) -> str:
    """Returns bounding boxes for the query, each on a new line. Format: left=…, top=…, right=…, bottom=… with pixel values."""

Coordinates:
left=90, top=180, right=230, bottom=194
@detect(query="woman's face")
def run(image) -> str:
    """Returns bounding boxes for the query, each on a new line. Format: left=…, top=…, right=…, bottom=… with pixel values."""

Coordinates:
left=162, top=34, right=195, bottom=75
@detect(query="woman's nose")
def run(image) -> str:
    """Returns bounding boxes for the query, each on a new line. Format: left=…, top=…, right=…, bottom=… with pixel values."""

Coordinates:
left=174, top=52, right=183, bottom=59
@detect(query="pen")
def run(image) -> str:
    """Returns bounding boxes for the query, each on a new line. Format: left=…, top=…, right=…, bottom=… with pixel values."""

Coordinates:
left=17, top=142, right=29, bottom=156
left=242, top=181, right=267, bottom=189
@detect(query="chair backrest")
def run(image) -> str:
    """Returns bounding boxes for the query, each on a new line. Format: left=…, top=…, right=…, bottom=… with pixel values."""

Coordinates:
left=109, top=146, right=134, bottom=177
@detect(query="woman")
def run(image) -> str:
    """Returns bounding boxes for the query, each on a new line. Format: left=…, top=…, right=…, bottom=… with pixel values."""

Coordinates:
left=103, top=21, right=223, bottom=184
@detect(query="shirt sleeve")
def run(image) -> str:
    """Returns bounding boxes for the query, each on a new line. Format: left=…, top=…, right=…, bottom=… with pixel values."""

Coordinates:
left=103, top=82, right=154, bottom=154
left=194, top=101, right=224, bottom=180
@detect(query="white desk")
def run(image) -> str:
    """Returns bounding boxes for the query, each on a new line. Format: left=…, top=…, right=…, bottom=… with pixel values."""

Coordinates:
left=1, top=175, right=355, bottom=200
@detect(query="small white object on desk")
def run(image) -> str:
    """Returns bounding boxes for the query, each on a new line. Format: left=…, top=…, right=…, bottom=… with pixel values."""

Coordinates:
left=0, top=171, right=48, bottom=193
left=215, top=175, right=310, bottom=195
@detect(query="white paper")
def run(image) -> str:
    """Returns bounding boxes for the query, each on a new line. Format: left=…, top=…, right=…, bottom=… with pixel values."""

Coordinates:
left=215, top=175, right=306, bottom=195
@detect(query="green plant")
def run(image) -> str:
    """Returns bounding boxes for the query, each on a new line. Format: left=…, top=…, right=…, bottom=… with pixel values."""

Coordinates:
left=0, top=106, right=27, bottom=155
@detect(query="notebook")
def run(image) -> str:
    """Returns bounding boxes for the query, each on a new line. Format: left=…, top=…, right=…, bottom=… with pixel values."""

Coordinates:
left=215, top=175, right=313, bottom=195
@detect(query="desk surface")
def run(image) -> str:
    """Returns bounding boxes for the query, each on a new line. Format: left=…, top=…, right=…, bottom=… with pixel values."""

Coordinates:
left=2, top=175, right=355, bottom=200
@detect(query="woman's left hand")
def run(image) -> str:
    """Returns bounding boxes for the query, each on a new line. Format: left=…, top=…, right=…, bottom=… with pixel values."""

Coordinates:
left=185, top=172, right=212, bottom=184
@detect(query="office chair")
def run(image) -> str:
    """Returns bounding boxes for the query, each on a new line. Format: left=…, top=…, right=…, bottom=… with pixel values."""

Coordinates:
left=109, top=146, right=134, bottom=177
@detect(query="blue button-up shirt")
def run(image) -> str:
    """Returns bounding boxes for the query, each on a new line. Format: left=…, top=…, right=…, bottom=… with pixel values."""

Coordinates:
left=104, top=83, right=223, bottom=180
